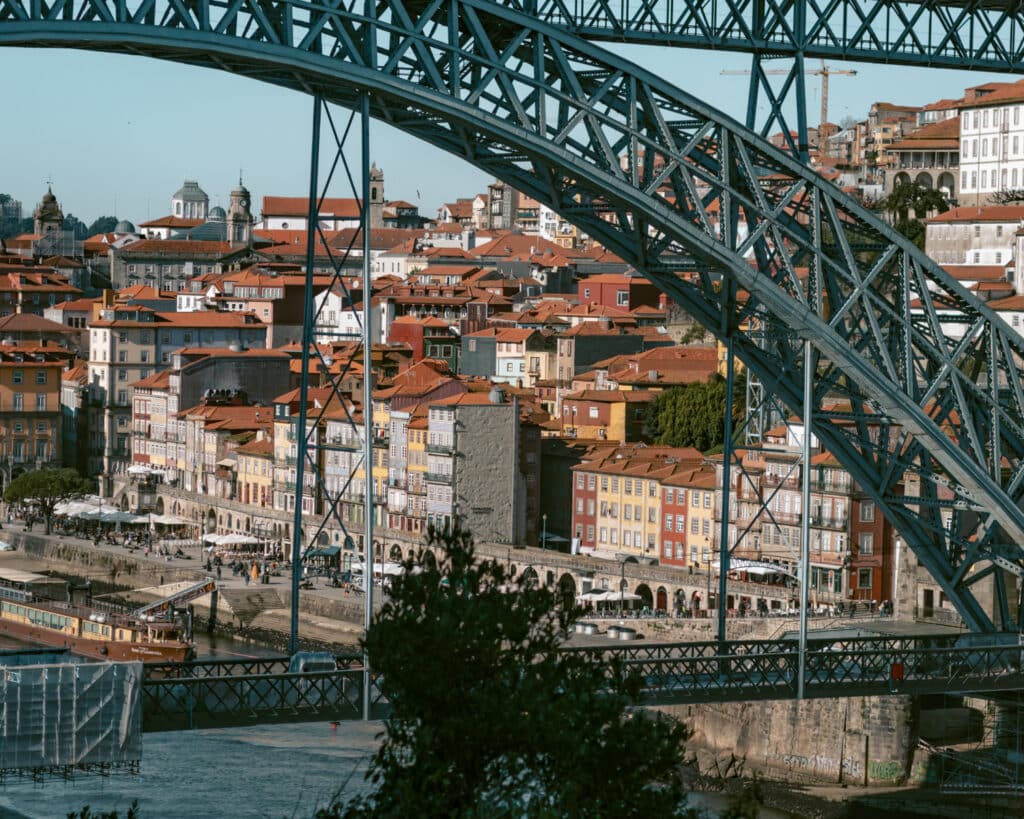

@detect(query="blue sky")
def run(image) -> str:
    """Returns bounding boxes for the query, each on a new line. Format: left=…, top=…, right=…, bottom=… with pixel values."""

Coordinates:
left=0, top=44, right=1011, bottom=228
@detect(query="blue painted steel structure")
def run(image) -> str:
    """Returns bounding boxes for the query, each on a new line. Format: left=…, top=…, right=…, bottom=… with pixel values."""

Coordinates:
left=2, top=0, right=1024, bottom=631
left=138, top=636, right=1024, bottom=730
left=516, top=0, right=1024, bottom=73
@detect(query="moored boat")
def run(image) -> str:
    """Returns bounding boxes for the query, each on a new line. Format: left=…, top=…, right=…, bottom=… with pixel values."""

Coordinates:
left=0, top=569, right=193, bottom=662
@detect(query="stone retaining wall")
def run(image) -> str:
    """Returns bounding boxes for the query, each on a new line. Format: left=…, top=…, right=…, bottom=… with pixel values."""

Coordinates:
left=662, top=695, right=916, bottom=786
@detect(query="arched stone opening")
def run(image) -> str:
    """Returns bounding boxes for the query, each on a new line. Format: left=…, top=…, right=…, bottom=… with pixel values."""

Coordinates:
left=557, top=573, right=576, bottom=609
left=635, top=583, right=654, bottom=609
left=656, top=586, right=668, bottom=611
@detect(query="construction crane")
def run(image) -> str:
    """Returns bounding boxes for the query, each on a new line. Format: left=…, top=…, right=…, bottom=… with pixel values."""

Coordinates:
left=721, top=59, right=857, bottom=133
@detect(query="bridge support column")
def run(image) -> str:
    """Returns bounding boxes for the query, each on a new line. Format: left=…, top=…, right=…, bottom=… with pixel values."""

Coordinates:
left=207, top=587, right=219, bottom=633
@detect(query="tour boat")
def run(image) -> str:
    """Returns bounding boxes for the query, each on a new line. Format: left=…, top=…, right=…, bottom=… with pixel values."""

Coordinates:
left=0, top=570, right=193, bottom=663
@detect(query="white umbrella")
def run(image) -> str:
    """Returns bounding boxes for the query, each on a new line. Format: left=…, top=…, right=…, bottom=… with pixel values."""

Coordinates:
left=202, top=533, right=224, bottom=544
left=150, top=514, right=190, bottom=526
left=217, top=533, right=259, bottom=546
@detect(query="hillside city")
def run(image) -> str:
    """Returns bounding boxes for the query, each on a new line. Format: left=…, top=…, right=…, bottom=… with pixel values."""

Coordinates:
left=4, top=76, right=1024, bottom=626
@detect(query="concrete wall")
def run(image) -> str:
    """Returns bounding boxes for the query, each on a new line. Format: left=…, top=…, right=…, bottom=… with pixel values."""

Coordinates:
left=455, top=400, right=522, bottom=545
left=662, top=694, right=916, bottom=786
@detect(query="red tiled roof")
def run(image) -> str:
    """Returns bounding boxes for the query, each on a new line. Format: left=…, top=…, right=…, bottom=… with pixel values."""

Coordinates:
left=928, top=205, right=1024, bottom=223
left=262, top=196, right=360, bottom=218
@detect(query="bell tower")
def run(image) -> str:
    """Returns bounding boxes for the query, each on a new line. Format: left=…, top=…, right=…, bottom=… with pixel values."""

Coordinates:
left=369, top=163, right=384, bottom=230
left=227, top=177, right=253, bottom=247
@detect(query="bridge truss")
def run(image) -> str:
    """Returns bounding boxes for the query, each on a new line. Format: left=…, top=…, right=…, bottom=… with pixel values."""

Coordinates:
left=3, top=0, right=1024, bottom=630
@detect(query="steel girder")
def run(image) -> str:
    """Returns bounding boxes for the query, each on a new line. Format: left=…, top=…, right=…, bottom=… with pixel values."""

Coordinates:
left=506, top=0, right=1024, bottom=73
left=2, top=0, right=1023, bottom=630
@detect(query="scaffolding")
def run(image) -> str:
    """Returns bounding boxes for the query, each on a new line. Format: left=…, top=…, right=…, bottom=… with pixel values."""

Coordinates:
left=0, top=660, right=142, bottom=781
left=929, top=693, right=1024, bottom=794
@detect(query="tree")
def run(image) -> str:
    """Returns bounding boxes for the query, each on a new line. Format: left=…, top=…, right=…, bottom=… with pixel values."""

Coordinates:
left=87, top=215, right=121, bottom=236
left=878, top=182, right=950, bottom=249
left=643, top=374, right=745, bottom=453
left=4, top=468, right=92, bottom=534
left=990, top=188, right=1024, bottom=205
left=324, top=524, right=693, bottom=819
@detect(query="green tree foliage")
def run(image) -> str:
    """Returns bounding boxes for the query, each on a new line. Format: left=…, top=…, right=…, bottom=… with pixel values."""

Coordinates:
left=87, top=216, right=121, bottom=236
left=878, top=182, right=950, bottom=249
left=643, top=375, right=745, bottom=453
left=990, top=188, right=1024, bottom=205
left=63, top=214, right=89, bottom=239
left=5, top=468, right=92, bottom=534
left=324, top=524, right=693, bottom=819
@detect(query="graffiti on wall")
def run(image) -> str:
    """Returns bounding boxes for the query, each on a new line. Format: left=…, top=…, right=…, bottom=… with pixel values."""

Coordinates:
left=782, top=753, right=862, bottom=779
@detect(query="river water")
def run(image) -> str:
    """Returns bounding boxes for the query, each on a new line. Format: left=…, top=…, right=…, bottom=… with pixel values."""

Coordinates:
left=0, top=719, right=791, bottom=819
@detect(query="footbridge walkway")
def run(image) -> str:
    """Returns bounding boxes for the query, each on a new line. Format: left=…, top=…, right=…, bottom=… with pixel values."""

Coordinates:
left=141, top=633, right=1024, bottom=731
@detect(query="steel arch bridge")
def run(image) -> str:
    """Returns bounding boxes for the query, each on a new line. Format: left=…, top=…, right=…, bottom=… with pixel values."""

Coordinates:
left=511, top=0, right=1024, bottom=73
left=2, top=0, right=1024, bottom=631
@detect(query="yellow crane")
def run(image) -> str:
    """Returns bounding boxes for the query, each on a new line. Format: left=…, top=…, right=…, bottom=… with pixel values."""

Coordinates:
left=721, top=59, right=857, bottom=132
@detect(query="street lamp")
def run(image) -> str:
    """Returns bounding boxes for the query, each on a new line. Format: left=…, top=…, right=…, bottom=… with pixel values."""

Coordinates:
left=704, top=537, right=711, bottom=617
left=541, top=513, right=547, bottom=551
left=619, top=559, right=626, bottom=617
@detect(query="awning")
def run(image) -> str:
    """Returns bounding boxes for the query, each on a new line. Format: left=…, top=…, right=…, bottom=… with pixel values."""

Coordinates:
left=305, top=546, right=341, bottom=558
left=216, top=458, right=238, bottom=468
left=712, top=559, right=796, bottom=578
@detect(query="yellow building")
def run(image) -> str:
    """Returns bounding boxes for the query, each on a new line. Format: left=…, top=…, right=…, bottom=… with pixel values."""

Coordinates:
left=236, top=437, right=274, bottom=509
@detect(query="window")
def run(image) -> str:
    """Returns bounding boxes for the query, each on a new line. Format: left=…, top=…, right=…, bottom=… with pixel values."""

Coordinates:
left=11, top=370, right=21, bottom=385
left=600, top=476, right=608, bottom=491
left=583, top=287, right=591, bottom=299
left=599, top=527, right=607, bottom=543
left=576, top=473, right=584, bottom=489
left=140, top=351, right=149, bottom=363
left=35, top=394, right=45, bottom=411
left=676, top=517, right=685, bottom=533
left=34, top=370, right=45, bottom=384
left=962, top=171, right=968, bottom=189
left=625, top=479, right=632, bottom=495
left=118, top=369, right=127, bottom=381
left=624, top=505, right=632, bottom=520
left=691, top=492, right=699, bottom=507
left=858, top=532, right=874, bottom=555
left=587, top=474, right=595, bottom=490
left=663, top=542, right=672, bottom=558
left=576, top=498, right=583, bottom=513
left=703, top=492, right=711, bottom=508
left=610, top=478, right=618, bottom=492
left=616, top=290, right=629, bottom=306
left=858, top=569, right=873, bottom=590
left=702, top=519, right=710, bottom=536
left=12, top=393, right=22, bottom=411
left=117, top=390, right=128, bottom=405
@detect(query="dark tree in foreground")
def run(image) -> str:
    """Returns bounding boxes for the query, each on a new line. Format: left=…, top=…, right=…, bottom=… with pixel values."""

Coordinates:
left=5, top=468, right=92, bottom=534
left=324, top=524, right=693, bottom=819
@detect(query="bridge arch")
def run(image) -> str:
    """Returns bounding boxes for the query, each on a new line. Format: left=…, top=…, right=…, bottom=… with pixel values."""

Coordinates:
left=6, top=0, right=1024, bottom=628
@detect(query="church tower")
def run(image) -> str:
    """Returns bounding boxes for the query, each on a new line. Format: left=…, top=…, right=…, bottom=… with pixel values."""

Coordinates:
left=227, top=177, right=253, bottom=247
left=33, top=186, right=64, bottom=236
left=369, top=163, right=384, bottom=230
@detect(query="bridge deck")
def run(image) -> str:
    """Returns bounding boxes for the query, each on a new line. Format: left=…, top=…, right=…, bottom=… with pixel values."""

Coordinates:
left=140, top=635, right=1024, bottom=730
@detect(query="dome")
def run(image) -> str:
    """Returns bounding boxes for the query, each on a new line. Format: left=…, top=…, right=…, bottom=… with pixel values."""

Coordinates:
left=172, top=180, right=208, bottom=201
left=208, top=206, right=226, bottom=221
left=114, top=219, right=136, bottom=234
left=33, top=186, right=63, bottom=222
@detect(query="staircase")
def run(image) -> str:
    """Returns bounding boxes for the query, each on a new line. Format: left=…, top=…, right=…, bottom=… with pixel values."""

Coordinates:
left=219, top=587, right=285, bottom=627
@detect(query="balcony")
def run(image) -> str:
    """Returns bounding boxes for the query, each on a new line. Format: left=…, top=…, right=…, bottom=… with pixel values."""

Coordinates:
left=426, top=442, right=453, bottom=455
left=425, top=471, right=453, bottom=484
left=809, top=514, right=848, bottom=530
left=761, top=473, right=798, bottom=489
left=328, top=437, right=361, bottom=451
